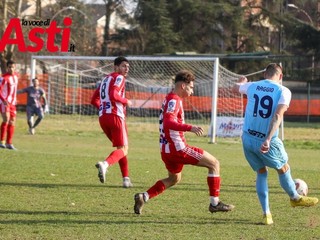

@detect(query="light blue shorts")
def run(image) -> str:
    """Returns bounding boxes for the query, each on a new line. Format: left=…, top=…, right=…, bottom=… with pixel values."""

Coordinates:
left=241, top=132, right=288, bottom=171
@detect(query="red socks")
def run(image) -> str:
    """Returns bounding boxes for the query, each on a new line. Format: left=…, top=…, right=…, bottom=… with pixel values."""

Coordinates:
left=0, top=122, right=8, bottom=142
left=105, top=149, right=125, bottom=165
left=0, top=123, right=14, bottom=144
left=145, top=176, right=220, bottom=201
left=207, top=176, right=221, bottom=197
left=147, top=180, right=166, bottom=199
left=6, top=124, right=15, bottom=144
left=118, top=156, right=129, bottom=177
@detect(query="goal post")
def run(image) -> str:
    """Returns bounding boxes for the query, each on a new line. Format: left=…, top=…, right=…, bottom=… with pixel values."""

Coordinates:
left=30, top=55, right=244, bottom=143
left=211, top=57, right=219, bottom=144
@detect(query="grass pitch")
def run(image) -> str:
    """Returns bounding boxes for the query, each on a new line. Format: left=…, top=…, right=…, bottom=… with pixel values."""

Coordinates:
left=0, top=114, right=319, bottom=239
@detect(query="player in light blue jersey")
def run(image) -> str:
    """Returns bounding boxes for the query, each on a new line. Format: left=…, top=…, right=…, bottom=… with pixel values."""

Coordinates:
left=232, top=63, right=318, bottom=225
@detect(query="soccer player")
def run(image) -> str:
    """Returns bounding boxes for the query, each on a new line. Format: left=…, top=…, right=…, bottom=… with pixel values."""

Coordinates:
left=0, top=60, right=19, bottom=150
left=232, top=63, right=318, bottom=225
left=134, top=70, right=235, bottom=214
left=91, top=56, right=133, bottom=188
left=17, top=78, right=48, bottom=135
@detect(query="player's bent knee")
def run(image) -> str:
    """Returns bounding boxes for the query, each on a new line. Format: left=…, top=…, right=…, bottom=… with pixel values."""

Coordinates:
left=170, top=176, right=180, bottom=185
left=201, top=151, right=220, bottom=166
left=121, top=146, right=129, bottom=156
left=209, top=158, right=220, bottom=169
left=277, top=163, right=289, bottom=174
left=167, top=173, right=181, bottom=186
left=258, top=167, right=268, bottom=174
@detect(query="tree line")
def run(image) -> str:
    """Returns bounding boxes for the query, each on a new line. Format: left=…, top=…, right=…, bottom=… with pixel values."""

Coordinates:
left=0, top=0, right=319, bottom=81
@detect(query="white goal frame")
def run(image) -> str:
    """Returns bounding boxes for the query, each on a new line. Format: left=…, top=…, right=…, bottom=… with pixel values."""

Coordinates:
left=30, top=55, right=241, bottom=143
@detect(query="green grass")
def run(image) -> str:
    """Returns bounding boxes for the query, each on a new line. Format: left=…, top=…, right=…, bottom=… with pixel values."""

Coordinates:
left=0, top=114, right=319, bottom=240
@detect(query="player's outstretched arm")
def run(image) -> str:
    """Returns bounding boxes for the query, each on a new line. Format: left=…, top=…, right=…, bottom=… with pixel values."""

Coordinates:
left=17, top=88, right=27, bottom=94
left=190, top=126, right=204, bottom=136
left=127, top=99, right=133, bottom=107
left=231, top=76, right=247, bottom=93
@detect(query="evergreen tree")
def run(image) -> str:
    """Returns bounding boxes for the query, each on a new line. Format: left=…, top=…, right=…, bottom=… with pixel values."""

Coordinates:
left=134, top=0, right=178, bottom=54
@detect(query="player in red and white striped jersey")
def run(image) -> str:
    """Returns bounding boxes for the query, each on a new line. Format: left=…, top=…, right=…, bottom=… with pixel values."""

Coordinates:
left=91, top=56, right=133, bottom=188
left=0, top=60, right=19, bottom=150
left=134, top=70, right=234, bottom=214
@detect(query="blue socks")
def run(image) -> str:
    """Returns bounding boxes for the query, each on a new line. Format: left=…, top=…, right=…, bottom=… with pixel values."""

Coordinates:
left=256, top=171, right=270, bottom=214
left=279, top=168, right=299, bottom=199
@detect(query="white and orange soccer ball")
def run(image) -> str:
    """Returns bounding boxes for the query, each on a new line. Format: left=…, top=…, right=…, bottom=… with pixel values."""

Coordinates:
left=294, top=178, right=308, bottom=196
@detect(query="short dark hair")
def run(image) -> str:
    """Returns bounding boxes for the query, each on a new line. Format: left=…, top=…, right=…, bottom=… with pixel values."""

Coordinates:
left=114, top=56, right=128, bottom=66
left=7, top=60, right=15, bottom=67
left=174, top=70, right=195, bottom=84
left=265, top=63, right=282, bottom=76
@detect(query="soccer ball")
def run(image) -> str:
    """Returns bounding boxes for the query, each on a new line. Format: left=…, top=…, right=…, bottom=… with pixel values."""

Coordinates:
left=294, top=178, right=308, bottom=196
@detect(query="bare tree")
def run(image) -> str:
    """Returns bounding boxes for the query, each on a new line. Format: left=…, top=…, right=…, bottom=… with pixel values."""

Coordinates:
left=100, top=0, right=132, bottom=56
left=36, top=0, right=41, bottom=17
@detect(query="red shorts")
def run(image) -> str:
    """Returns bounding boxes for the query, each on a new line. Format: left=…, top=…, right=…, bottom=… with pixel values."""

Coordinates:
left=99, top=113, right=128, bottom=147
left=161, top=145, right=204, bottom=173
left=0, top=103, right=16, bottom=118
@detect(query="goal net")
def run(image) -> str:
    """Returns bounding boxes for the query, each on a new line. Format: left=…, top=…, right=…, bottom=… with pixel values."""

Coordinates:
left=29, top=56, right=244, bottom=143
